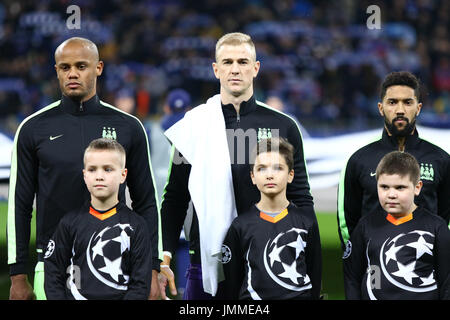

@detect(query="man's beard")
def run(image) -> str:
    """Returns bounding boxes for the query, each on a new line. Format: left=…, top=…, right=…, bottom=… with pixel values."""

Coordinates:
left=384, top=116, right=416, bottom=137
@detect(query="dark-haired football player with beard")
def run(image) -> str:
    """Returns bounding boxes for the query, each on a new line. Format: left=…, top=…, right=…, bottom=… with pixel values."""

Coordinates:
left=337, top=71, right=450, bottom=251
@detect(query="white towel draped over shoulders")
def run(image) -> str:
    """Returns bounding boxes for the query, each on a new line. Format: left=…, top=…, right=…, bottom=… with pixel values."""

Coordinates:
left=164, top=94, right=238, bottom=296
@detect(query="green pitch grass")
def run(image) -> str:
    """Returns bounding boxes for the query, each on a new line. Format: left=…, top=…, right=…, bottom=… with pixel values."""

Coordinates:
left=0, top=201, right=344, bottom=300
left=0, top=201, right=37, bottom=300
left=316, top=212, right=345, bottom=300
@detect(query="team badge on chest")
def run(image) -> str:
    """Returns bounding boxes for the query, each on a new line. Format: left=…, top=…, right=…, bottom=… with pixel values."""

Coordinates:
left=420, top=163, right=434, bottom=181
left=102, top=127, right=117, bottom=140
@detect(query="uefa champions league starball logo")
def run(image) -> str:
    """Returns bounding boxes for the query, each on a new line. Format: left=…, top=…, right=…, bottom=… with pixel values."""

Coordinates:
left=220, top=244, right=232, bottom=264
left=262, top=228, right=311, bottom=291
left=44, top=240, right=56, bottom=259
left=86, top=223, right=134, bottom=289
left=379, top=230, right=436, bottom=292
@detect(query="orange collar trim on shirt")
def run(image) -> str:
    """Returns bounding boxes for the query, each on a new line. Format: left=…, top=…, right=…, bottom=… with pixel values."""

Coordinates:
left=259, top=208, right=289, bottom=223
left=89, top=206, right=117, bottom=221
left=386, top=213, right=413, bottom=225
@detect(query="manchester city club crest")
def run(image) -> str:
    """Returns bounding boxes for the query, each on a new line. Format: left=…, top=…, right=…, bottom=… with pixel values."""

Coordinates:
left=257, top=128, right=272, bottom=142
left=420, top=163, right=434, bottom=181
left=102, top=127, right=117, bottom=140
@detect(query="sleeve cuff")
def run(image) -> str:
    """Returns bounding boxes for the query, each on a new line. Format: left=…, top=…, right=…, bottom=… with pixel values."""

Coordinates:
left=9, top=262, right=29, bottom=276
left=152, top=257, right=162, bottom=272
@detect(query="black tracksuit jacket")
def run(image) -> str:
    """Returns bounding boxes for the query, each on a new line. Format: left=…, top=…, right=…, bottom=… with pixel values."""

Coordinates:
left=161, top=96, right=314, bottom=263
left=7, top=94, right=161, bottom=275
left=337, top=128, right=450, bottom=248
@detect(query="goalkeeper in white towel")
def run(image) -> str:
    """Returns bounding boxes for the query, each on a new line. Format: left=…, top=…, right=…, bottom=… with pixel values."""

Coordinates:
left=159, top=32, right=315, bottom=299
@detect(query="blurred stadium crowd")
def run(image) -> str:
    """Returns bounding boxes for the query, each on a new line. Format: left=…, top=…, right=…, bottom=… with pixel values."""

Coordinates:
left=0, top=0, right=449, bottom=137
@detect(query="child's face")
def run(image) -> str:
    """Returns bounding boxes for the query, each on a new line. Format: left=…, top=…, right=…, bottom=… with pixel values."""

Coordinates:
left=251, top=151, right=294, bottom=197
left=83, top=150, right=127, bottom=203
left=377, top=173, right=422, bottom=217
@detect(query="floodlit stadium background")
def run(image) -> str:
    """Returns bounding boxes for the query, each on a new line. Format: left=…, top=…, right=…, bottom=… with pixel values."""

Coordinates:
left=0, top=0, right=449, bottom=300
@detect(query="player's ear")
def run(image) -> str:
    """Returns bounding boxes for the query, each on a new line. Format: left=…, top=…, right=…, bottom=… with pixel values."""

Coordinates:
left=212, top=62, right=219, bottom=79
left=121, top=168, right=127, bottom=184
left=253, top=60, right=260, bottom=78
left=250, top=169, right=256, bottom=185
left=377, top=102, right=384, bottom=117
left=287, top=169, right=294, bottom=183
left=96, top=60, right=104, bottom=76
left=414, top=180, right=423, bottom=196
left=416, top=102, right=422, bottom=116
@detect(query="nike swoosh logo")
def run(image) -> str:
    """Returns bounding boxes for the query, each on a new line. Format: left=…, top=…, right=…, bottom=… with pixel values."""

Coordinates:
left=370, top=172, right=376, bottom=177
left=49, top=134, right=63, bottom=141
